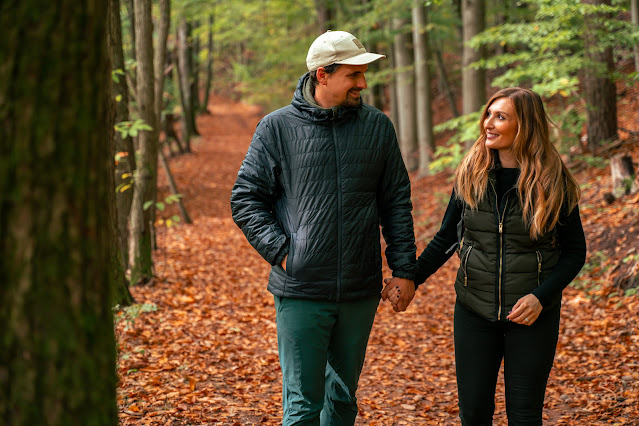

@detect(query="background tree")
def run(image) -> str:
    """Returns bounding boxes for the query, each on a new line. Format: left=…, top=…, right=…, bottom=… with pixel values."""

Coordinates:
left=109, top=0, right=136, bottom=306
left=461, top=0, right=486, bottom=148
left=582, top=0, right=618, bottom=152
left=129, top=0, right=158, bottom=285
left=0, top=1, right=118, bottom=423
left=394, top=15, right=418, bottom=171
left=412, top=0, right=435, bottom=177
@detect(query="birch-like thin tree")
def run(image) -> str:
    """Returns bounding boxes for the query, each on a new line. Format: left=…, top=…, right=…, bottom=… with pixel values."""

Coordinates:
left=412, top=1, right=435, bottom=177
left=109, top=0, right=135, bottom=305
left=394, top=16, right=418, bottom=172
left=129, top=0, right=158, bottom=285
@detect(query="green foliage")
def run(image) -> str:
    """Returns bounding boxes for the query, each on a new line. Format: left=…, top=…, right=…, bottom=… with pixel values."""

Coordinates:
left=144, top=194, right=183, bottom=227
left=572, top=154, right=608, bottom=169
left=113, top=303, right=158, bottom=331
left=114, top=119, right=153, bottom=139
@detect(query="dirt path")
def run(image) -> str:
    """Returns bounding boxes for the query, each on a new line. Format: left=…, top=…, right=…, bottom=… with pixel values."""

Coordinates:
left=116, top=95, right=638, bottom=426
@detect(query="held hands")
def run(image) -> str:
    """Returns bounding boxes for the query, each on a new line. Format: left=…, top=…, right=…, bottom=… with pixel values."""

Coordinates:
left=507, top=294, right=542, bottom=325
left=381, top=277, right=416, bottom=312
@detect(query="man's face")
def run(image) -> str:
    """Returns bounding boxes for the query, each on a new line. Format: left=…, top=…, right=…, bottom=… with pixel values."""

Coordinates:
left=319, top=64, right=368, bottom=108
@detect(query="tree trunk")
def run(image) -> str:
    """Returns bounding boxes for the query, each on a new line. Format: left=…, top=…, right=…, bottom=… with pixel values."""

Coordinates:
left=159, top=150, right=193, bottom=224
left=610, top=154, right=638, bottom=198
left=462, top=0, right=486, bottom=148
left=632, top=0, right=639, bottom=73
left=413, top=2, right=435, bottom=177
left=177, top=17, right=194, bottom=152
left=434, top=43, right=460, bottom=118
left=154, top=0, right=170, bottom=124
left=315, top=0, right=334, bottom=32
left=201, top=12, right=215, bottom=113
left=123, top=0, right=137, bottom=89
left=582, top=0, right=618, bottom=153
left=394, top=17, right=418, bottom=172
left=108, top=0, right=136, bottom=306
left=0, top=2, right=118, bottom=423
left=191, top=20, right=201, bottom=115
left=129, top=0, right=158, bottom=286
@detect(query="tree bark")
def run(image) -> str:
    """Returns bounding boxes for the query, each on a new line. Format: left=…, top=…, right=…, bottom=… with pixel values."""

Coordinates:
left=610, top=154, right=638, bottom=198
left=393, top=17, right=418, bottom=172
left=159, top=150, right=193, bottom=224
left=201, top=12, right=215, bottom=113
left=129, top=0, right=158, bottom=285
left=582, top=0, right=618, bottom=152
left=191, top=20, right=201, bottom=115
left=154, top=0, right=170, bottom=123
left=123, top=0, right=137, bottom=89
left=108, top=0, right=136, bottom=306
left=632, top=0, right=639, bottom=73
left=0, top=2, right=118, bottom=423
left=412, top=2, right=435, bottom=177
left=462, top=0, right=486, bottom=148
left=434, top=44, right=460, bottom=118
left=177, top=17, right=195, bottom=152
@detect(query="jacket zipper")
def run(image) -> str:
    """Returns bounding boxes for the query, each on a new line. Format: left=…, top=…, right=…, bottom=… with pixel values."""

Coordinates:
left=332, top=124, right=342, bottom=301
left=536, top=250, right=543, bottom=287
left=463, top=244, right=473, bottom=286
left=490, top=181, right=514, bottom=321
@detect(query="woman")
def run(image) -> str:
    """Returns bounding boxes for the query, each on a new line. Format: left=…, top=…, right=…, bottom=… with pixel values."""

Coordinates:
left=388, top=87, right=586, bottom=424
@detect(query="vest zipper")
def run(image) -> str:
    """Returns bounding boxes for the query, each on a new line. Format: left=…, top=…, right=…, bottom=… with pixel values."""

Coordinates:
left=332, top=124, right=342, bottom=301
left=490, top=181, right=514, bottom=321
left=536, top=250, right=543, bottom=287
left=463, top=244, right=473, bottom=286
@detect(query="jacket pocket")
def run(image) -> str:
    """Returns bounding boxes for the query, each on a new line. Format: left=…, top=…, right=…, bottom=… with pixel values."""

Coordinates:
left=462, top=243, right=473, bottom=287
left=286, top=232, right=297, bottom=274
left=536, top=250, right=543, bottom=287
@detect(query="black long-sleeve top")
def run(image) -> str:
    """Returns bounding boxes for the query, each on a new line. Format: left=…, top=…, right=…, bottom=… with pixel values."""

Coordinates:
left=415, top=168, right=587, bottom=308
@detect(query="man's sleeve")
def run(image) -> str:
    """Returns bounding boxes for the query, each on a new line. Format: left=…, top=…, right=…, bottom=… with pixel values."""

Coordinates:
left=230, top=121, right=289, bottom=266
left=377, top=128, right=417, bottom=280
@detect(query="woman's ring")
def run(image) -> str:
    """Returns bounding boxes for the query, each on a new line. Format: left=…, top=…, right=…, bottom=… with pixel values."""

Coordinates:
left=524, top=317, right=529, bottom=322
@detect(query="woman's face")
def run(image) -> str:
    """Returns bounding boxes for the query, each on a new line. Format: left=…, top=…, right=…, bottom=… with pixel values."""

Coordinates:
left=483, top=97, right=518, bottom=152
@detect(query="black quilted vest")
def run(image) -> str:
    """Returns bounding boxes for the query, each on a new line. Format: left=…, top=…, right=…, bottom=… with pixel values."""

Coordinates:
left=454, top=173, right=560, bottom=321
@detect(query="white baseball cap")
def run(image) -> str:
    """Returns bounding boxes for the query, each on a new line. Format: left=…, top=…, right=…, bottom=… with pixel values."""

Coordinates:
left=306, top=30, right=385, bottom=72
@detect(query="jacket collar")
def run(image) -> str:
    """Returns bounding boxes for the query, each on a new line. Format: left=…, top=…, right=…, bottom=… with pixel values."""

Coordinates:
left=291, top=73, right=360, bottom=123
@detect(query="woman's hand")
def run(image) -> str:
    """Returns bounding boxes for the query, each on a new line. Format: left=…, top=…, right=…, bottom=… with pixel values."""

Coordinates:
left=507, top=294, right=542, bottom=325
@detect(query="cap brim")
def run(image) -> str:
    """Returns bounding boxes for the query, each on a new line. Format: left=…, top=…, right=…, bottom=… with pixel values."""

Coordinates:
left=335, top=52, right=385, bottom=66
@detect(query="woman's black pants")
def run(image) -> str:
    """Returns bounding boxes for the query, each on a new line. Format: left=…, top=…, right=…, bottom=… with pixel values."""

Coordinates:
left=454, top=300, right=561, bottom=426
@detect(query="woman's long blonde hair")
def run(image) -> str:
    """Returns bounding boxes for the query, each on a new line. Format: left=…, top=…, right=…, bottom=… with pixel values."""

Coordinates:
left=454, top=87, right=580, bottom=239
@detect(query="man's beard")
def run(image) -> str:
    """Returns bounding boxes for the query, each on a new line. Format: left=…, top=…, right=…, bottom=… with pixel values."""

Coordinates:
left=340, top=90, right=362, bottom=108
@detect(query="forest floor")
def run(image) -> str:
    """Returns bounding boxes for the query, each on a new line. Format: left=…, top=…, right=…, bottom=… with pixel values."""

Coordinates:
left=116, top=91, right=639, bottom=425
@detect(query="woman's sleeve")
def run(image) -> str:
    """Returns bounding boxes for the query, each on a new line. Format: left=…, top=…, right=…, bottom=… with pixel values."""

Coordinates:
left=415, top=189, right=464, bottom=286
left=531, top=205, right=587, bottom=307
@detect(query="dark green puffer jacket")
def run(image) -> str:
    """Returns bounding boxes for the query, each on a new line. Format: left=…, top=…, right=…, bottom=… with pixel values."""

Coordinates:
left=455, top=172, right=560, bottom=321
left=231, top=73, right=416, bottom=302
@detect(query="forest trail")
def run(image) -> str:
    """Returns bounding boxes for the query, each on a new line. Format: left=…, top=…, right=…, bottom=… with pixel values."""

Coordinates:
left=116, top=95, right=639, bottom=426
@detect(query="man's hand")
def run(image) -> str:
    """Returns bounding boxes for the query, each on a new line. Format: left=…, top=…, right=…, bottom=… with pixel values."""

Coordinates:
left=381, top=277, right=415, bottom=312
left=281, top=254, right=288, bottom=271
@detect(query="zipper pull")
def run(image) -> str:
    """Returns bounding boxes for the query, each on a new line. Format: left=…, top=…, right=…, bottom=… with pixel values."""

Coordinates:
left=499, top=223, right=503, bottom=234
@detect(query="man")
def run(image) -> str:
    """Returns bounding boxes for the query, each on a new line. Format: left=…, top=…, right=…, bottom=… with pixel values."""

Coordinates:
left=230, top=30, right=416, bottom=425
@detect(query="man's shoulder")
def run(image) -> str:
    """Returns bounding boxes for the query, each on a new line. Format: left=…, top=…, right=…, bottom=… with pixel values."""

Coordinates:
left=261, top=104, right=297, bottom=122
left=359, top=103, right=393, bottom=125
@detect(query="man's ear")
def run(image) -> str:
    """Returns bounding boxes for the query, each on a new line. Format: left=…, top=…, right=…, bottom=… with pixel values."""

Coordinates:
left=316, top=67, right=328, bottom=85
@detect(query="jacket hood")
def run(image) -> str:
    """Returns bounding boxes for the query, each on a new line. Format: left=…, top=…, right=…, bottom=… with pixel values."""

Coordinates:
left=291, top=72, right=359, bottom=124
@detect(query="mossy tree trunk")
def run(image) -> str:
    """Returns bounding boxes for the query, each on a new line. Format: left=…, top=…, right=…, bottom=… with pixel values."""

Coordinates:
left=0, top=2, right=118, bottom=424
left=109, top=0, right=136, bottom=305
